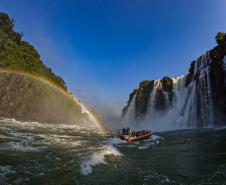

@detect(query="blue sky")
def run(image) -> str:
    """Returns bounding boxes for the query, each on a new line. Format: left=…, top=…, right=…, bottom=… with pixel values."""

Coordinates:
left=0, top=0, right=226, bottom=111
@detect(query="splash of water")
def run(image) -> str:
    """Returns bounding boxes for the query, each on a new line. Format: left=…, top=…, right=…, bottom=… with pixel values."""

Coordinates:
left=80, top=145, right=122, bottom=176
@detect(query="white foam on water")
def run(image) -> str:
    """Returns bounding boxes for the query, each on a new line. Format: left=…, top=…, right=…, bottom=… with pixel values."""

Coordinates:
left=138, top=146, right=149, bottom=150
left=0, top=142, right=47, bottom=152
left=0, top=118, right=89, bottom=153
left=127, top=135, right=162, bottom=150
left=0, top=117, right=94, bottom=132
left=0, top=166, right=15, bottom=184
left=138, top=141, right=159, bottom=150
left=149, top=134, right=162, bottom=141
left=40, top=134, right=84, bottom=148
left=0, top=166, right=15, bottom=176
left=80, top=145, right=122, bottom=176
left=104, top=137, right=123, bottom=145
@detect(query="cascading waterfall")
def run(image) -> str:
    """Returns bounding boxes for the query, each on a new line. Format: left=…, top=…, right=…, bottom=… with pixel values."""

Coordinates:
left=182, top=52, right=214, bottom=128
left=147, top=80, right=159, bottom=116
left=197, top=52, right=214, bottom=126
left=122, top=95, right=137, bottom=127
left=123, top=52, right=216, bottom=130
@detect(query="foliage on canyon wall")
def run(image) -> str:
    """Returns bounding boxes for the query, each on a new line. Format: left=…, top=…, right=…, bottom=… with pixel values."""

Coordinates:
left=0, top=12, right=67, bottom=91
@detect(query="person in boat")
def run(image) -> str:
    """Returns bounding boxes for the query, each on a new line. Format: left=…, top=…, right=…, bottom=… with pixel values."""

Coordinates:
left=122, top=128, right=126, bottom=135
left=124, top=127, right=132, bottom=137
left=121, top=127, right=130, bottom=135
left=129, top=129, right=132, bottom=137
left=125, top=127, right=130, bottom=135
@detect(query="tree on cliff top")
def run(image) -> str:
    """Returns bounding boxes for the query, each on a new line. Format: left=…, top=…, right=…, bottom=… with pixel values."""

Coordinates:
left=0, top=12, right=67, bottom=91
left=215, top=32, right=226, bottom=47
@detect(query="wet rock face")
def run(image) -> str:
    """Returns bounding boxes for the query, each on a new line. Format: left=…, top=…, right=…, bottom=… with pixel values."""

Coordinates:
left=209, top=32, right=226, bottom=125
left=0, top=71, right=84, bottom=124
left=154, top=88, right=168, bottom=111
left=161, top=76, right=174, bottom=106
left=135, top=80, right=154, bottom=117
left=185, top=61, right=195, bottom=87
left=161, top=77, right=173, bottom=92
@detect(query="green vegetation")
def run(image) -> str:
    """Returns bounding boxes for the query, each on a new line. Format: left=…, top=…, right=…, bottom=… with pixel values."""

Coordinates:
left=215, top=32, right=226, bottom=46
left=139, top=80, right=152, bottom=88
left=161, top=76, right=173, bottom=92
left=0, top=12, right=67, bottom=90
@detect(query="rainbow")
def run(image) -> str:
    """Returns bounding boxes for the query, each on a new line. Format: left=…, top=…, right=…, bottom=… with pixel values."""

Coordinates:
left=0, top=68, right=106, bottom=133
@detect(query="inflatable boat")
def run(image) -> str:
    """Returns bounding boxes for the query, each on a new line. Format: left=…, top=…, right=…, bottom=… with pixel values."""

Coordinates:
left=118, top=129, right=153, bottom=143
left=126, top=131, right=153, bottom=142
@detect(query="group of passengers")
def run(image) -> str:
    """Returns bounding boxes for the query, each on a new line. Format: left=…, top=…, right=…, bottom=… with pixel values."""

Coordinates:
left=122, top=127, right=150, bottom=137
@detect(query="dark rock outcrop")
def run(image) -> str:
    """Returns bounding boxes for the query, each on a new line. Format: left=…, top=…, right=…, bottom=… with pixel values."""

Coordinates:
left=154, top=88, right=168, bottom=111
left=185, top=61, right=195, bottom=87
left=161, top=76, right=173, bottom=92
left=135, top=80, right=154, bottom=117
left=209, top=32, right=226, bottom=125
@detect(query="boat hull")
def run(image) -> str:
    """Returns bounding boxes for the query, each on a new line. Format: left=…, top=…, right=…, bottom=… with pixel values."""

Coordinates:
left=126, top=132, right=153, bottom=142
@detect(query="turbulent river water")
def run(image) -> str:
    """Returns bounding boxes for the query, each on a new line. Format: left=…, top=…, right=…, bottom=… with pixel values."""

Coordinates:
left=0, top=118, right=226, bottom=185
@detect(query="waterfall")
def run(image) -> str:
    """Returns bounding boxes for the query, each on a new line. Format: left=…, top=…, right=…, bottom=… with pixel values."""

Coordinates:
left=182, top=52, right=214, bottom=127
left=123, top=52, right=216, bottom=131
left=127, top=95, right=136, bottom=119
left=146, top=80, right=159, bottom=116
left=199, top=52, right=214, bottom=127
left=122, top=94, right=136, bottom=127
left=182, top=80, right=197, bottom=128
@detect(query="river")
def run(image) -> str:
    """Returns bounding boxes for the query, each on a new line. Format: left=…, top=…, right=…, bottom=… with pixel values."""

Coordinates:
left=0, top=118, right=226, bottom=185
